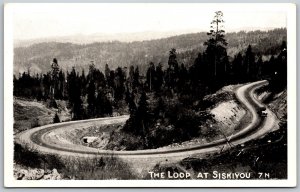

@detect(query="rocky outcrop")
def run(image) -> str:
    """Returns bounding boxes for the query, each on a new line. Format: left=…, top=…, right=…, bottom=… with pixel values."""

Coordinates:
left=14, top=165, right=62, bottom=180
left=43, top=169, right=62, bottom=180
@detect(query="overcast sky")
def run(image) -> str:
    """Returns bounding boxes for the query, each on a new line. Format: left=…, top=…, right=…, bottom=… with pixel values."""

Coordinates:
left=10, top=3, right=287, bottom=41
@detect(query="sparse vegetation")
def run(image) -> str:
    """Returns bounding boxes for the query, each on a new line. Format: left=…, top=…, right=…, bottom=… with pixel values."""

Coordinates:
left=61, top=155, right=136, bottom=180
left=13, top=98, right=70, bottom=133
left=14, top=143, right=64, bottom=170
left=14, top=143, right=136, bottom=180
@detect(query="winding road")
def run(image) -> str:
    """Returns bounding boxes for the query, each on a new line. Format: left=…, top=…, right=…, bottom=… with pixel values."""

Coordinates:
left=15, top=80, right=277, bottom=163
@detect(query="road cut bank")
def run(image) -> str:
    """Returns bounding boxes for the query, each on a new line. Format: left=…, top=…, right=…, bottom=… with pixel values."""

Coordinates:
left=148, top=171, right=270, bottom=179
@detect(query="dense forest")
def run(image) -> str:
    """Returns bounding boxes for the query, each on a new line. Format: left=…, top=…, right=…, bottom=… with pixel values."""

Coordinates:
left=14, top=28, right=286, bottom=75
left=14, top=11, right=287, bottom=149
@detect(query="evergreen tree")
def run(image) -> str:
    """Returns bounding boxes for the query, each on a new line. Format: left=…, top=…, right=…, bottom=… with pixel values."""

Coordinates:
left=136, top=91, right=151, bottom=147
left=123, top=90, right=150, bottom=139
left=278, top=41, right=287, bottom=87
left=53, top=113, right=60, bottom=123
left=80, top=69, right=87, bottom=96
left=125, top=87, right=131, bottom=104
left=256, top=54, right=263, bottom=79
left=114, top=67, right=125, bottom=101
left=178, top=63, right=188, bottom=92
left=105, top=63, right=110, bottom=83
left=146, top=62, right=156, bottom=91
left=67, top=67, right=77, bottom=105
left=244, top=45, right=255, bottom=80
left=129, top=95, right=137, bottom=115
left=154, top=63, right=164, bottom=92
left=68, top=67, right=84, bottom=120
left=73, top=95, right=84, bottom=120
left=204, top=11, right=228, bottom=82
left=108, top=70, right=115, bottom=89
left=128, top=65, right=135, bottom=92
left=166, top=48, right=179, bottom=89
left=87, top=80, right=96, bottom=117
left=270, top=41, right=287, bottom=91
left=133, top=66, right=140, bottom=90
left=232, top=52, right=244, bottom=82
left=168, top=48, right=179, bottom=71
left=56, top=69, right=65, bottom=99
left=93, top=69, right=106, bottom=89
left=43, top=73, right=51, bottom=99
left=190, top=53, right=206, bottom=83
left=50, top=58, right=60, bottom=99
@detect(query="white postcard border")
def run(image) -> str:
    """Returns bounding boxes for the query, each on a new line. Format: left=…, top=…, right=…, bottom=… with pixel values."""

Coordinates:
left=4, top=3, right=297, bottom=187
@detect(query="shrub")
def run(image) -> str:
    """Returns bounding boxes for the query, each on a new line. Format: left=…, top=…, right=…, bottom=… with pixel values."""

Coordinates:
left=30, top=118, right=40, bottom=128
left=53, top=113, right=60, bottom=123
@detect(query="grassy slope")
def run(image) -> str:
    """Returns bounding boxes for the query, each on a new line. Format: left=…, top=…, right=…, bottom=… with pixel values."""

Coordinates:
left=13, top=97, right=71, bottom=134
left=14, top=143, right=137, bottom=180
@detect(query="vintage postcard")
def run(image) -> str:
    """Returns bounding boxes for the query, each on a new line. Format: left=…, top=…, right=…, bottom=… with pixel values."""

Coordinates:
left=4, top=3, right=296, bottom=187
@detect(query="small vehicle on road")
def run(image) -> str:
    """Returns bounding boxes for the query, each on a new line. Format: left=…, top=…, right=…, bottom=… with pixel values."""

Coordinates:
left=257, top=107, right=267, bottom=117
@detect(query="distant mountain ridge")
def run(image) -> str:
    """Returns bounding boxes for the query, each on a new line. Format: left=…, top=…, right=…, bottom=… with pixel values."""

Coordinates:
left=14, top=30, right=203, bottom=48
left=14, top=28, right=286, bottom=75
left=14, top=27, right=280, bottom=48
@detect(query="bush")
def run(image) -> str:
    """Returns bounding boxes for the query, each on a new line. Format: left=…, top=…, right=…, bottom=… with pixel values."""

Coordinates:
left=30, top=118, right=40, bottom=128
left=53, top=113, right=60, bottom=123
left=48, top=99, right=58, bottom=109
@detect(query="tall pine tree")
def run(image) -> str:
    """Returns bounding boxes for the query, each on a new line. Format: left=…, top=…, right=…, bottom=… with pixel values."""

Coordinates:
left=204, top=11, right=228, bottom=82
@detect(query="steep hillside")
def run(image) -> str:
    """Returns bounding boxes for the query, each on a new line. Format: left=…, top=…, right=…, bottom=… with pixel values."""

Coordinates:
left=13, top=98, right=71, bottom=134
left=268, top=89, right=287, bottom=121
left=14, top=28, right=286, bottom=75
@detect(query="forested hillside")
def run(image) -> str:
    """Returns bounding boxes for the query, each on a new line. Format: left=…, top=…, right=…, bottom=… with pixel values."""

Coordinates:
left=14, top=28, right=286, bottom=75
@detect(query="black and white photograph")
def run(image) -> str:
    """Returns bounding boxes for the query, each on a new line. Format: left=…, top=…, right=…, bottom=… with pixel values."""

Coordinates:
left=4, top=3, right=297, bottom=187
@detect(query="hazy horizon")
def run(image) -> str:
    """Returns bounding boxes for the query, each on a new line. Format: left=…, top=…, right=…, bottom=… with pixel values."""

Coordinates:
left=14, top=26, right=284, bottom=42
left=10, top=3, right=287, bottom=43
left=13, top=27, right=287, bottom=49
